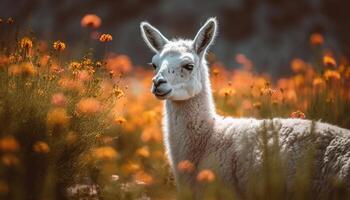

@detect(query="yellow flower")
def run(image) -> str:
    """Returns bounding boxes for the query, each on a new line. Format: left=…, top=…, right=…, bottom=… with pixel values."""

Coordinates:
left=33, top=141, right=50, bottom=153
left=53, top=41, right=66, bottom=51
left=177, top=160, right=195, bottom=173
left=99, top=34, right=113, bottom=43
left=19, top=37, right=33, bottom=49
left=0, top=136, right=20, bottom=152
left=92, top=146, right=118, bottom=161
left=47, top=108, right=70, bottom=128
left=197, top=169, right=215, bottom=183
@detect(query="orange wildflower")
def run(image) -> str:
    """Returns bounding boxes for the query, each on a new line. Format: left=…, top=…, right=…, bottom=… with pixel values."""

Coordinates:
left=1, top=154, right=19, bottom=166
left=0, top=136, right=20, bottom=152
left=81, top=14, right=101, bottom=29
left=19, top=37, right=33, bottom=49
left=177, top=160, right=195, bottom=173
left=33, top=141, right=50, bottom=153
left=313, top=78, right=326, bottom=87
left=99, top=34, right=113, bottom=43
left=21, top=62, right=37, bottom=76
left=53, top=41, right=66, bottom=51
left=133, top=171, right=154, bottom=185
left=212, top=68, right=219, bottom=76
left=323, top=55, right=336, bottom=67
left=92, top=146, right=117, bottom=161
left=310, top=33, right=324, bottom=46
left=197, top=169, right=215, bottom=183
left=115, top=116, right=126, bottom=125
left=106, top=55, right=132, bottom=74
left=324, top=70, right=340, bottom=81
left=290, top=110, right=306, bottom=119
left=47, top=108, right=70, bottom=128
left=51, top=93, right=66, bottom=107
left=291, top=58, right=306, bottom=73
left=136, top=146, right=150, bottom=158
left=76, top=98, right=101, bottom=115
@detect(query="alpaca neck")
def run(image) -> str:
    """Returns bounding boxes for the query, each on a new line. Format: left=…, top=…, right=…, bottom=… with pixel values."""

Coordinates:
left=164, top=60, right=216, bottom=166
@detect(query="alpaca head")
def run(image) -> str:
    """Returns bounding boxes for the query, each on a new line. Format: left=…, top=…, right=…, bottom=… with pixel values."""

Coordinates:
left=140, top=18, right=217, bottom=101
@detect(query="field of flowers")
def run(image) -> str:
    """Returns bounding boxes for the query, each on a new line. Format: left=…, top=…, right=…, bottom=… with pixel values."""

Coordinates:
left=0, top=15, right=350, bottom=200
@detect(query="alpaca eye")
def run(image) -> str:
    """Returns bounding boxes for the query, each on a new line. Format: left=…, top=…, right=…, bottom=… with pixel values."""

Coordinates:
left=149, top=63, right=157, bottom=70
left=182, top=64, right=194, bottom=71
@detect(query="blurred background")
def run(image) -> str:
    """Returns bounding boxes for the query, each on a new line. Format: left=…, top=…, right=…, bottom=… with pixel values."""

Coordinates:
left=2, top=0, right=350, bottom=77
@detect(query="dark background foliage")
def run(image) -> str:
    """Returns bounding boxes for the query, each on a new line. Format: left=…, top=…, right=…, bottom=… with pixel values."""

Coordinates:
left=2, top=0, right=350, bottom=76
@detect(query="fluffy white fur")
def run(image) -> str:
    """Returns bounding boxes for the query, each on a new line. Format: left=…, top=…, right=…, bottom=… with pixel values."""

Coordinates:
left=140, top=18, right=350, bottom=198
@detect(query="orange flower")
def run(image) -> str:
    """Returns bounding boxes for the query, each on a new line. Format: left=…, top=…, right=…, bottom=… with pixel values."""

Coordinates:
left=8, top=64, right=21, bottom=76
left=47, top=108, right=70, bottom=128
left=21, top=62, right=37, bottom=76
left=133, top=171, right=154, bottom=185
left=92, top=146, right=117, bottom=161
left=99, top=34, right=113, bottom=42
left=197, top=169, right=215, bottom=183
left=76, top=98, right=101, bottom=115
left=115, top=116, right=126, bottom=125
left=323, top=55, right=336, bottom=67
left=1, top=154, right=19, bottom=166
left=177, top=160, right=195, bottom=173
left=212, top=68, right=219, bottom=76
left=253, top=102, right=262, bottom=110
left=53, top=41, right=66, bottom=51
left=324, top=70, right=340, bottom=81
left=33, top=141, right=50, bottom=153
left=6, top=18, right=14, bottom=24
left=19, top=37, right=33, bottom=49
left=68, top=61, right=82, bottom=71
left=310, top=33, right=324, bottom=46
left=313, top=78, right=326, bottom=87
left=51, top=93, right=66, bottom=107
left=291, top=58, right=306, bottom=73
left=290, top=110, right=305, bottom=119
left=81, top=14, right=101, bottom=29
left=0, top=136, right=20, bottom=152
left=106, top=55, right=132, bottom=74
left=136, top=146, right=150, bottom=158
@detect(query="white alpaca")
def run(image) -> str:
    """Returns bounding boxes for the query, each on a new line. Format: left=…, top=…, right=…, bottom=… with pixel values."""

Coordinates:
left=140, top=18, right=350, bottom=198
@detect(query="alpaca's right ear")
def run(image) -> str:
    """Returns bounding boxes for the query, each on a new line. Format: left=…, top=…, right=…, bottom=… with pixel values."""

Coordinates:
left=140, top=22, right=169, bottom=53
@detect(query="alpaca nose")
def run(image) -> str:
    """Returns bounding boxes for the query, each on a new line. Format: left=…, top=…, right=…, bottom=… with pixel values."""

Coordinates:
left=153, top=76, right=167, bottom=87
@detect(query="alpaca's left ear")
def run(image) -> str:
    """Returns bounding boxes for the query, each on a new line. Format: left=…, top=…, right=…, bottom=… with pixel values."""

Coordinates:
left=193, top=17, right=218, bottom=55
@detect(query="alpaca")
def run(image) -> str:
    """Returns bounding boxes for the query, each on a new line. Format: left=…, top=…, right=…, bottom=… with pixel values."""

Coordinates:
left=140, top=18, right=350, bottom=198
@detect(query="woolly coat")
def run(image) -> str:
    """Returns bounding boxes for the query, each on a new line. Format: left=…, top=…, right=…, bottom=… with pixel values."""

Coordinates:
left=162, top=60, right=350, bottom=198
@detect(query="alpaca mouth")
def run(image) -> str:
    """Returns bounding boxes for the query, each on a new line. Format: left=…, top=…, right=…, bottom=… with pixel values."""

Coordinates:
left=155, top=89, right=172, bottom=97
